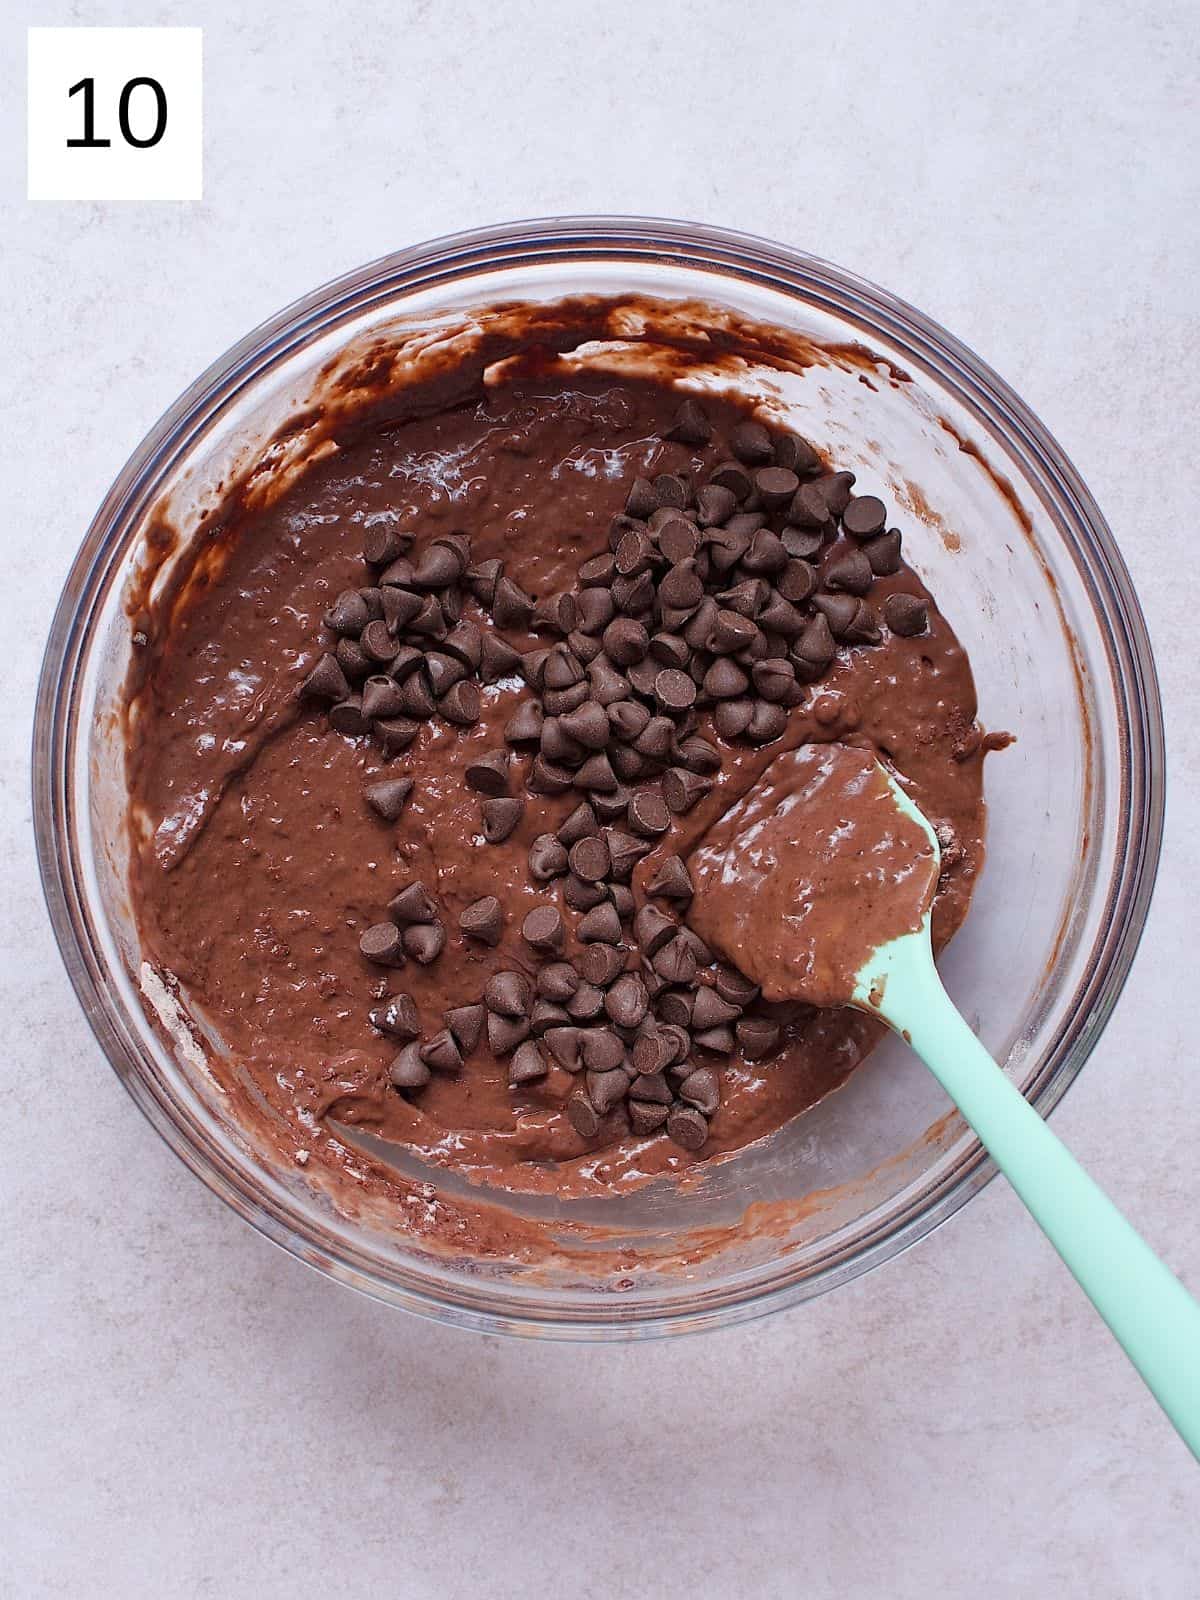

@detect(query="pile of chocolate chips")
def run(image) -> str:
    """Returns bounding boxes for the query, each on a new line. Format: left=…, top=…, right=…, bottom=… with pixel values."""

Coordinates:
left=300, top=397, right=930, bottom=1152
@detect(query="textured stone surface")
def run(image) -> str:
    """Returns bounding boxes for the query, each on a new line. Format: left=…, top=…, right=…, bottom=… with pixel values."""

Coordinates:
left=2, top=2, right=1198, bottom=1594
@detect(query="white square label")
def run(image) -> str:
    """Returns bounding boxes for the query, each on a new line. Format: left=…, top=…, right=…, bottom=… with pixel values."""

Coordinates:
left=28, top=27, right=203, bottom=201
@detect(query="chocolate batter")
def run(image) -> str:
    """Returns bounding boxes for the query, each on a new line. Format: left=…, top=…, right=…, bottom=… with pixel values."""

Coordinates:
left=126, top=362, right=990, bottom=1204
left=689, top=744, right=939, bottom=1008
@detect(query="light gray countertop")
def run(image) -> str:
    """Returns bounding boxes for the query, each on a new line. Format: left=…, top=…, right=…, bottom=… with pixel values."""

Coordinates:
left=2, top=3, right=1197, bottom=1594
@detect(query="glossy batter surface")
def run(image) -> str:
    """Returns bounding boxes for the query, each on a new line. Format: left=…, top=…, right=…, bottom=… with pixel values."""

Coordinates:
left=127, top=374, right=989, bottom=1201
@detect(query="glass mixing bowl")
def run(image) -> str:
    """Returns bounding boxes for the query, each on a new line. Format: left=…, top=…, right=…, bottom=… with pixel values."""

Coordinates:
left=34, top=217, right=1163, bottom=1337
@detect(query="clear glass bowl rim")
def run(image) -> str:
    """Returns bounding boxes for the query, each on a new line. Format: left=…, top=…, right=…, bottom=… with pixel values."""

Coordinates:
left=33, top=215, right=1165, bottom=1339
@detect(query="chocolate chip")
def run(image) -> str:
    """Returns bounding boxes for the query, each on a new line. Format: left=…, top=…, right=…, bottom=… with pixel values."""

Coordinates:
left=458, top=556, right=496, bottom=607
left=397, top=671, right=436, bottom=721
left=373, top=716, right=420, bottom=756
left=575, top=752, right=618, bottom=793
left=678, top=1066, right=719, bottom=1115
left=302, top=653, right=352, bottom=702
left=335, top=637, right=371, bottom=681
left=774, top=433, right=822, bottom=476
left=692, top=988, right=742, bottom=1030
left=592, top=786, right=632, bottom=823
left=676, top=736, right=721, bottom=774
left=584, top=1067, right=627, bottom=1115
left=755, top=466, right=800, bottom=512
left=578, top=943, right=626, bottom=988
left=629, top=1099, right=670, bottom=1134
left=707, top=609, right=757, bottom=657
left=864, top=529, right=903, bottom=577
left=481, top=797, right=524, bottom=844
left=730, top=420, right=773, bottom=465
left=566, top=981, right=606, bottom=1022
left=666, top=1105, right=708, bottom=1150
left=605, top=829, right=650, bottom=882
left=654, top=472, right=691, bottom=510
left=509, top=1041, right=547, bottom=1085
left=538, top=962, right=580, bottom=1002
left=813, top=592, right=859, bottom=639
left=402, top=922, right=445, bottom=964
left=516, top=840, right=563, bottom=896
left=445, top=1003, right=486, bottom=1054
left=793, top=612, right=836, bottom=670
left=504, top=702, right=543, bottom=746
left=369, top=992, right=419, bottom=1039
left=485, top=970, right=532, bottom=1017
left=662, top=768, right=712, bottom=814
left=746, top=700, right=788, bottom=744
left=566, top=834, right=611, bottom=883
left=631, top=715, right=673, bottom=761
left=360, top=619, right=403, bottom=665
left=389, top=1042, right=431, bottom=1092
left=388, top=882, right=436, bottom=927
left=522, top=905, right=564, bottom=953
left=662, top=397, right=712, bottom=446
left=464, top=749, right=510, bottom=797
left=736, top=1017, right=781, bottom=1059
left=713, top=698, right=754, bottom=740
left=654, top=935, right=698, bottom=986
left=531, top=999, right=570, bottom=1036
left=362, top=526, right=408, bottom=567
left=742, top=527, right=790, bottom=577
left=564, top=873, right=607, bottom=912
left=440, top=680, right=481, bottom=726
left=646, top=855, right=693, bottom=902
left=628, top=788, right=671, bottom=836
left=581, top=1028, right=626, bottom=1072
left=567, top=1091, right=602, bottom=1137
left=625, top=478, right=660, bottom=519
left=360, top=922, right=404, bottom=967
left=757, top=593, right=805, bottom=638
left=658, top=517, right=702, bottom=566
left=693, top=1024, right=736, bottom=1054
left=381, top=589, right=423, bottom=635
left=714, top=967, right=760, bottom=1007
left=480, top=633, right=522, bottom=683
left=488, top=1012, right=530, bottom=1055
left=545, top=1027, right=582, bottom=1070
left=587, top=656, right=631, bottom=706
left=419, top=1029, right=463, bottom=1074
left=657, top=561, right=704, bottom=613
left=608, top=882, right=636, bottom=921
left=884, top=593, right=929, bottom=636
left=842, top=494, right=887, bottom=539
left=325, top=589, right=370, bottom=637
left=632, top=905, right=676, bottom=955
left=329, top=696, right=370, bottom=736
left=657, top=993, right=694, bottom=1031
left=532, top=591, right=577, bottom=636
left=359, top=675, right=405, bottom=721
left=825, top=547, right=874, bottom=595
left=693, top=483, right=736, bottom=528
left=781, top=524, right=826, bottom=561
left=492, top=576, right=535, bottom=629
left=653, top=668, right=697, bottom=713
left=601, top=618, right=650, bottom=666
left=604, top=973, right=649, bottom=1029
left=577, top=902, right=623, bottom=944
left=844, top=601, right=882, bottom=645
left=778, top=559, right=818, bottom=606
left=424, top=652, right=466, bottom=699
left=364, top=775, right=413, bottom=822
left=528, top=756, right=575, bottom=795
left=752, top=659, right=797, bottom=704
left=459, top=896, right=504, bottom=946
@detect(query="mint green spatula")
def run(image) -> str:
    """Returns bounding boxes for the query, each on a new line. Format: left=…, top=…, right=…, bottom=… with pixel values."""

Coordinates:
left=691, top=746, right=1200, bottom=1459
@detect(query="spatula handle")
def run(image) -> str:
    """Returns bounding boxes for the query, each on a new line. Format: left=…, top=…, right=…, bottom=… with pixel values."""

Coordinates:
left=881, top=960, right=1200, bottom=1461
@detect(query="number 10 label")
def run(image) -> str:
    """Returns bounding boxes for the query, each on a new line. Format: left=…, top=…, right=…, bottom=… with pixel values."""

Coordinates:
left=28, top=28, right=202, bottom=201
